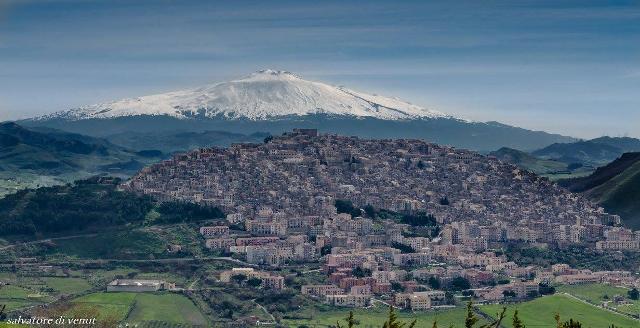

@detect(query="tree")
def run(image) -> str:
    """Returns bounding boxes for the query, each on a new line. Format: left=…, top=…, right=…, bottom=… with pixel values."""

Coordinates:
left=382, top=306, right=416, bottom=328
left=391, top=241, right=414, bottom=254
left=465, top=301, right=479, bottom=328
left=352, top=267, right=371, bottom=278
left=246, top=277, right=262, bottom=287
left=464, top=301, right=506, bottom=328
left=555, top=314, right=582, bottom=328
left=462, top=290, right=475, bottom=297
left=439, top=196, right=450, bottom=206
left=320, top=244, right=333, bottom=256
left=364, top=204, right=376, bottom=218
left=428, top=276, right=441, bottom=289
left=336, top=311, right=359, bottom=328
left=451, top=277, right=471, bottom=291
left=503, top=290, right=517, bottom=298
left=628, top=288, right=639, bottom=300
left=512, top=310, right=526, bottom=328
left=391, top=282, right=405, bottom=292
left=335, top=199, right=362, bottom=217
left=231, top=274, right=247, bottom=285
left=539, top=283, right=556, bottom=295
left=0, top=304, right=6, bottom=321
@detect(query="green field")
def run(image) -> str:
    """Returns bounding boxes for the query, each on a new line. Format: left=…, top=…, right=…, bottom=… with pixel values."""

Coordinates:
left=72, top=292, right=208, bottom=326
left=127, top=293, right=208, bottom=325
left=481, top=294, right=639, bottom=328
left=283, top=304, right=488, bottom=327
left=0, top=275, right=96, bottom=313
left=72, top=292, right=138, bottom=321
left=558, top=283, right=640, bottom=317
left=42, top=277, right=93, bottom=295
left=0, top=284, right=51, bottom=311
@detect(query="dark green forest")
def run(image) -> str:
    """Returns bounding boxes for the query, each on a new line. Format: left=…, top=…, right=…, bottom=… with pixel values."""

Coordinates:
left=0, top=177, right=223, bottom=236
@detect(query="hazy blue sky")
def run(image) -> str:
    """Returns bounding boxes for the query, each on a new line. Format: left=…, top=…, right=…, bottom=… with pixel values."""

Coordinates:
left=0, top=0, right=638, bottom=138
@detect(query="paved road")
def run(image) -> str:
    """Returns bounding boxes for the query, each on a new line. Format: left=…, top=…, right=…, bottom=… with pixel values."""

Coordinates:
left=0, top=255, right=257, bottom=267
left=561, top=292, right=640, bottom=321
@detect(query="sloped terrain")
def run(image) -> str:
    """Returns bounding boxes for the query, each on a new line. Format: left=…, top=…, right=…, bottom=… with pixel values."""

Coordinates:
left=489, top=147, right=568, bottom=175
left=0, top=122, right=163, bottom=195
left=559, top=152, right=640, bottom=229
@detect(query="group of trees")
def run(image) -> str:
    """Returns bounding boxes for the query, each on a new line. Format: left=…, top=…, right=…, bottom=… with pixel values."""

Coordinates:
left=0, top=178, right=226, bottom=236
left=333, top=303, right=623, bottom=328
left=628, top=288, right=639, bottom=300
left=337, top=200, right=439, bottom=229
left=506, top=244, right=640, bottom=272
left=335, top=199, right=363, bottom=217
left=230, top=273, right=262, bottom=287
left=154, top=200, right=225, bottom=224
left=0, top=178, right=154, bottom=236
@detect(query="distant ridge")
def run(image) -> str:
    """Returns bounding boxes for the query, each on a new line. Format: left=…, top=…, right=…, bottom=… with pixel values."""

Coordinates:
left=0, top=122, right=163, bottom=195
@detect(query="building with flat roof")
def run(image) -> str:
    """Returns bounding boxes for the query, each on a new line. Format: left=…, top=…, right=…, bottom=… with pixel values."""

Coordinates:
left=106, top=279, right=175, bottom=292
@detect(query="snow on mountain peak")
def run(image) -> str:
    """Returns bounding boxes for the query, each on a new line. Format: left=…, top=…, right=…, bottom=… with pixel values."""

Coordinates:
left=42, top=70, right=453, bottom=121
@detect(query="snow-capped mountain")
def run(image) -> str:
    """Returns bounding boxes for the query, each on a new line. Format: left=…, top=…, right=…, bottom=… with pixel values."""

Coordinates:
left=23, top=69, right=577, bottom=152
left=43, top=69, right=451, bottom=121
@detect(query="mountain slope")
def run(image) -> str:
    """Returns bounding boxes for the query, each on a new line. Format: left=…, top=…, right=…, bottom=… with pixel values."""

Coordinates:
left=559, top=152, right=640, bottom=229
left=40, top=70, right=448, bottom=121
left=489, top=147, right=568, bottom=175
left=0, top=122, right=163, bottom=195
left=22, top=70, right=576, bottom=151
left=588, top=160, right=640, bottom=230
left=590, top=136, right=640, bottom=152
left=104, top=130, right=269, bottom=152
left=532, top=137, right=640, bottom=166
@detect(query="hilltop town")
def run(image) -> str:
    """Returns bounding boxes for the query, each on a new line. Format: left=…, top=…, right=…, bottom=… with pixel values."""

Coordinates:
left=121, top=129, right=640, bottom=310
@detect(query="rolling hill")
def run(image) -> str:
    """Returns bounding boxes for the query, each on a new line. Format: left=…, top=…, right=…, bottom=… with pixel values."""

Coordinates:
left=0, top=122, right=164, bottom=195
left=532, top=137, right=640, bottom=166
left=489, top=147, right=568, bottom=175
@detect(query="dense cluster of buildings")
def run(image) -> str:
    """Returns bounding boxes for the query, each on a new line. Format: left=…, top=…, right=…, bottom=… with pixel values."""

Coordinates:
left=124, top=129, right=640, bottom=308
left=219, top=268, right=285, bottom=290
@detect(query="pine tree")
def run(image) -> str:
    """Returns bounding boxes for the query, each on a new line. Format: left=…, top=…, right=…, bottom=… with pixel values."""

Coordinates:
left=555, top=313, right=582, bottom=328
left=465, top=301, right=479, bottom=328
left=512, top=310, right=526, bottom=328
left=382, top=306, right=416, bottom=328
left=336, top=311, right=358, bottom=328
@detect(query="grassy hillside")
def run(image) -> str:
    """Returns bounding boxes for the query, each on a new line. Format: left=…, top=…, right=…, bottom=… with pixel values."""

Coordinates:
left=490, top=147, right=568, bottom=174
left=283, top=304, right=487, bottom=327
left=559, top=152, right=640, bottom=192
left=0, top=122, right=164, bottom=196
left=72, top=292, right=208, bottom=326
left=481, top=294, right=639, bottom=328
left=557, top=283, right=640, bottom=316
left=532, top=140, right=623, bottom=166
left=556, top=152, right=640, bottom=229
left=587, top=159, right=640, bottom=229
